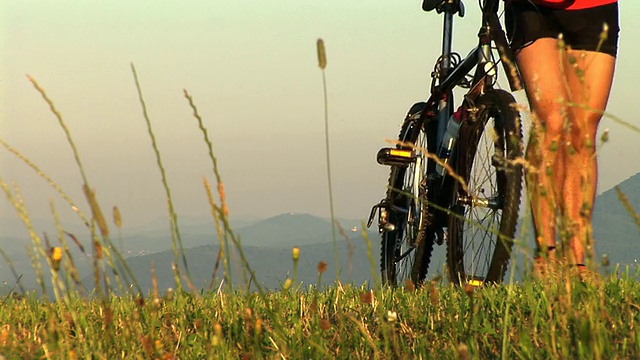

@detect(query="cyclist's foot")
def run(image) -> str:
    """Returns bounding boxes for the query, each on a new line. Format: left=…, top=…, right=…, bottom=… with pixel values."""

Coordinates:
left=533, top=246, right=558, bottom=279
left=534, top=260, right=603, bottom=285
left=533, top=257, right=559, bottom=280
left=570, top=264, right=603, bottom=286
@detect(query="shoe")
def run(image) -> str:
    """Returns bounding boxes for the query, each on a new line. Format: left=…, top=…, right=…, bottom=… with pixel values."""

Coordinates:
left=570, top=264, right=603, bottom=286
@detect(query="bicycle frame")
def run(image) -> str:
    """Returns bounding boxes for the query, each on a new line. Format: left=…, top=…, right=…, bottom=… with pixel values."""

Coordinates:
left=422, top=0, right=521, bottom=135
left=370, top=0, right=522, bottom=232
left=370, top=0, right=525, bottom=286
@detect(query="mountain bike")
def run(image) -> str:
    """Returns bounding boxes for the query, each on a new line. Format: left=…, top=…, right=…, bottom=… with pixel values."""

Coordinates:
left=367, top=0, right=524, bottom=287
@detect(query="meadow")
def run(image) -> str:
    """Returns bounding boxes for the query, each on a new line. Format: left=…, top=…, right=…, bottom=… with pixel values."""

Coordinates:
left=2, top=43, right=640, bottom=359
left=1, top=270, right=639, bottom=359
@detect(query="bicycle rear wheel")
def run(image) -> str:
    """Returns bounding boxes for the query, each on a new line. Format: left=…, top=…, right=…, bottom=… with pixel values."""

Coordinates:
left=447, top=89, right=523, bottom=285
left=381, top=104, right=437, bottom=287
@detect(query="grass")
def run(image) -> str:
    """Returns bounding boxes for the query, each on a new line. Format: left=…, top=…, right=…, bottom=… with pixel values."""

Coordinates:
left=2, top=38, right=640, bottom=358
left=0, top=272, right=639, bottom=358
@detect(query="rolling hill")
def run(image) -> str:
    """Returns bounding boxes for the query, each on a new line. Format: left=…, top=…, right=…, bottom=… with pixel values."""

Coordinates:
left=592, top=172, right=640, bottom=267
left=2, top=171, right=639, bottom=295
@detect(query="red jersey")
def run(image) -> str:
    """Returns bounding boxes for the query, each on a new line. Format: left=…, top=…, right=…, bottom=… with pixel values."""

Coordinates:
left=531, top=0, right=617, bottom=10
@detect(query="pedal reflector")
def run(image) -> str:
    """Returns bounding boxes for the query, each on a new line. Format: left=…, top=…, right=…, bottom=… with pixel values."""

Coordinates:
left=467, top=279, right=484, bottom=287
left=389, top=149, right=413, bottom=158
left=377, top=148, right=415, bottom=166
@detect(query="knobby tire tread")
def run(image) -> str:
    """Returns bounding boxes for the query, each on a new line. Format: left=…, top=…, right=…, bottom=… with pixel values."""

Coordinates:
left=380, top=105, right=436, bottom=287
left=447, top=89, right=523, bottom=284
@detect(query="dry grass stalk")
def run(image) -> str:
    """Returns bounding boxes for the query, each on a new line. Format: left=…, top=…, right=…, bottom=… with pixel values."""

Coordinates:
left=83, top=185, right=109, bottom=238
left=131, top=63, right=190, bottom=288
left=615, top=186, right=640, bottom=236
left=0, top=138, right=89, bottom=227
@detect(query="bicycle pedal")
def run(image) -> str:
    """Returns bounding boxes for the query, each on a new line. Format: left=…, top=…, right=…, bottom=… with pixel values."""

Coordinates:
left=382, top=222, right=396, bottom=232
left=377, top=148, right=415, bottom=166
left=466, top=278, right=484, bottom=287
left=491, top=154, right=506, bottom=167
left=368, top=201, right=398, bottom=233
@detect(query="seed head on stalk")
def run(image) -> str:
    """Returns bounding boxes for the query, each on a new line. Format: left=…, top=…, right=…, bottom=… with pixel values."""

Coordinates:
left=317, top=38, right=327, bottom=70
left=316, top=38, right=339, bottom=277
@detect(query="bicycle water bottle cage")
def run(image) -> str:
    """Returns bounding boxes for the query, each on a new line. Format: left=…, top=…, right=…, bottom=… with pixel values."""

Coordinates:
left=431, top=53, right=473, bottom=89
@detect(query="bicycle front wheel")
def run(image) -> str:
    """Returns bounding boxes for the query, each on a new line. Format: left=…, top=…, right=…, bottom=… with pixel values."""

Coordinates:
left=381, top=104, right=437, bottom=287
left=447, top=89, right=523, bottom=285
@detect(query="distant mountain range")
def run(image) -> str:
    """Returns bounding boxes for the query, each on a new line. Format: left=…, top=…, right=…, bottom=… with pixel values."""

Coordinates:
left=0, top=213, right=378, bottom=295
left=105, top=213, right=378, bottom=292
left=1, top=172, right=639, bottom=295
left=592, top=172, right=640, bottom=267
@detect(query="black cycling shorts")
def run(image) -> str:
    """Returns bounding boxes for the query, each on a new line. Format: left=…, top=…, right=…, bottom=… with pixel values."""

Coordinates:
left=504, top=1, right=620, bottom=57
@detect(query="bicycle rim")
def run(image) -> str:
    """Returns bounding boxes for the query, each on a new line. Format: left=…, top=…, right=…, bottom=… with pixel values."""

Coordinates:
left=447, top=90, right=523, bottom=285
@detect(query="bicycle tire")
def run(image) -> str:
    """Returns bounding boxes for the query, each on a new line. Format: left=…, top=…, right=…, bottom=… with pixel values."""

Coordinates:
left=447, top=89, right=523, bottom=285
left=381, top=103, right=437, bottom=287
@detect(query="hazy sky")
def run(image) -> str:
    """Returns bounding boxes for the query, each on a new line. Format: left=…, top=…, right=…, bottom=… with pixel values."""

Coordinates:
left=2, top=1, right=639, bottom=230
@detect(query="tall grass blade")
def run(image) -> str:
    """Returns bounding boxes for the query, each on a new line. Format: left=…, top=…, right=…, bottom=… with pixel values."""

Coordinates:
left=0, top=134, right=90, bottom=229
left=204, top=178, right=233, bottom=290
left=26, top=75, right=128, bottom=298
left=130, top=63, right=191, bottom=289
left=26, top=75, right=90, bottom=186
left=361, top=224, right=381, bottom=290
left=615, top=186, right=640, bottom=236
left=1, top=179, right=50, bottom=298
left=317, top=38, right=339, bottom=277
left=0, top=248, right=25, bottom=295
left=184, top=89, right=234, bottom=290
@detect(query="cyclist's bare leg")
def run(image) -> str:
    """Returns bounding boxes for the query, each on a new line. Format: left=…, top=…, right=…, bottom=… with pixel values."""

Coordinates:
left=562, top=49, right=616, bottom=268
left=517, top=38, right=616, bottom=273
left=516, top=38, right=569, bottom=261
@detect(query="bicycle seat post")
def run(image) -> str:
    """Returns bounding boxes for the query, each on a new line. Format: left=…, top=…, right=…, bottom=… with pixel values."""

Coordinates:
left=431, top=0, right=463, bottom=155
left=438, top=0, right=464, bottom=79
